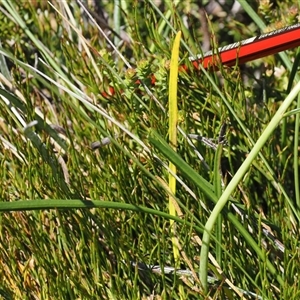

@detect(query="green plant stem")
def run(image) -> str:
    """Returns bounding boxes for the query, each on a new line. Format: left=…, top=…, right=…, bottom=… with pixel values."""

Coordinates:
left=114, top=0, right=120, bottom=46
left=200, top=78, right=300, bottom=293
left=214, top=143, right=223, bottom=269
left=294, top=93, right=300, bottom=209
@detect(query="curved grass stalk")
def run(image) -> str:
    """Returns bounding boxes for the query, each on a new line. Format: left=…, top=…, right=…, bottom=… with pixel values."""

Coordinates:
left=199, top=78, right=300, bottom=292
left=0, top=199, right=205, bottom=231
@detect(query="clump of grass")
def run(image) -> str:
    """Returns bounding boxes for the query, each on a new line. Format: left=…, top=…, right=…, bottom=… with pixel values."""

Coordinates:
left=0, top=1, right=299, bottom=299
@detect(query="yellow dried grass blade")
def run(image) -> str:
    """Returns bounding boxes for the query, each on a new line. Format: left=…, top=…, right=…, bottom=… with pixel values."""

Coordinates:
left=169, top=31, right=181, bottom=264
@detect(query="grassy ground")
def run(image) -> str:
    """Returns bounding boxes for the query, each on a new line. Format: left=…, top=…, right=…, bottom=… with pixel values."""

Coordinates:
left=0, top=0, right=299, bottom=299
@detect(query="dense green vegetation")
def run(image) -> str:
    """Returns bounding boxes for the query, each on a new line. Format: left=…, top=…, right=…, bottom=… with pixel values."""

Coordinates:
left=0, top=1, right=299, bottom=299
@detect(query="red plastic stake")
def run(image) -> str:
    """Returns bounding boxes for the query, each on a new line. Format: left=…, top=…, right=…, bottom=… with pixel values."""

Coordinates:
left=191, top=23, right=300, bottom=69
